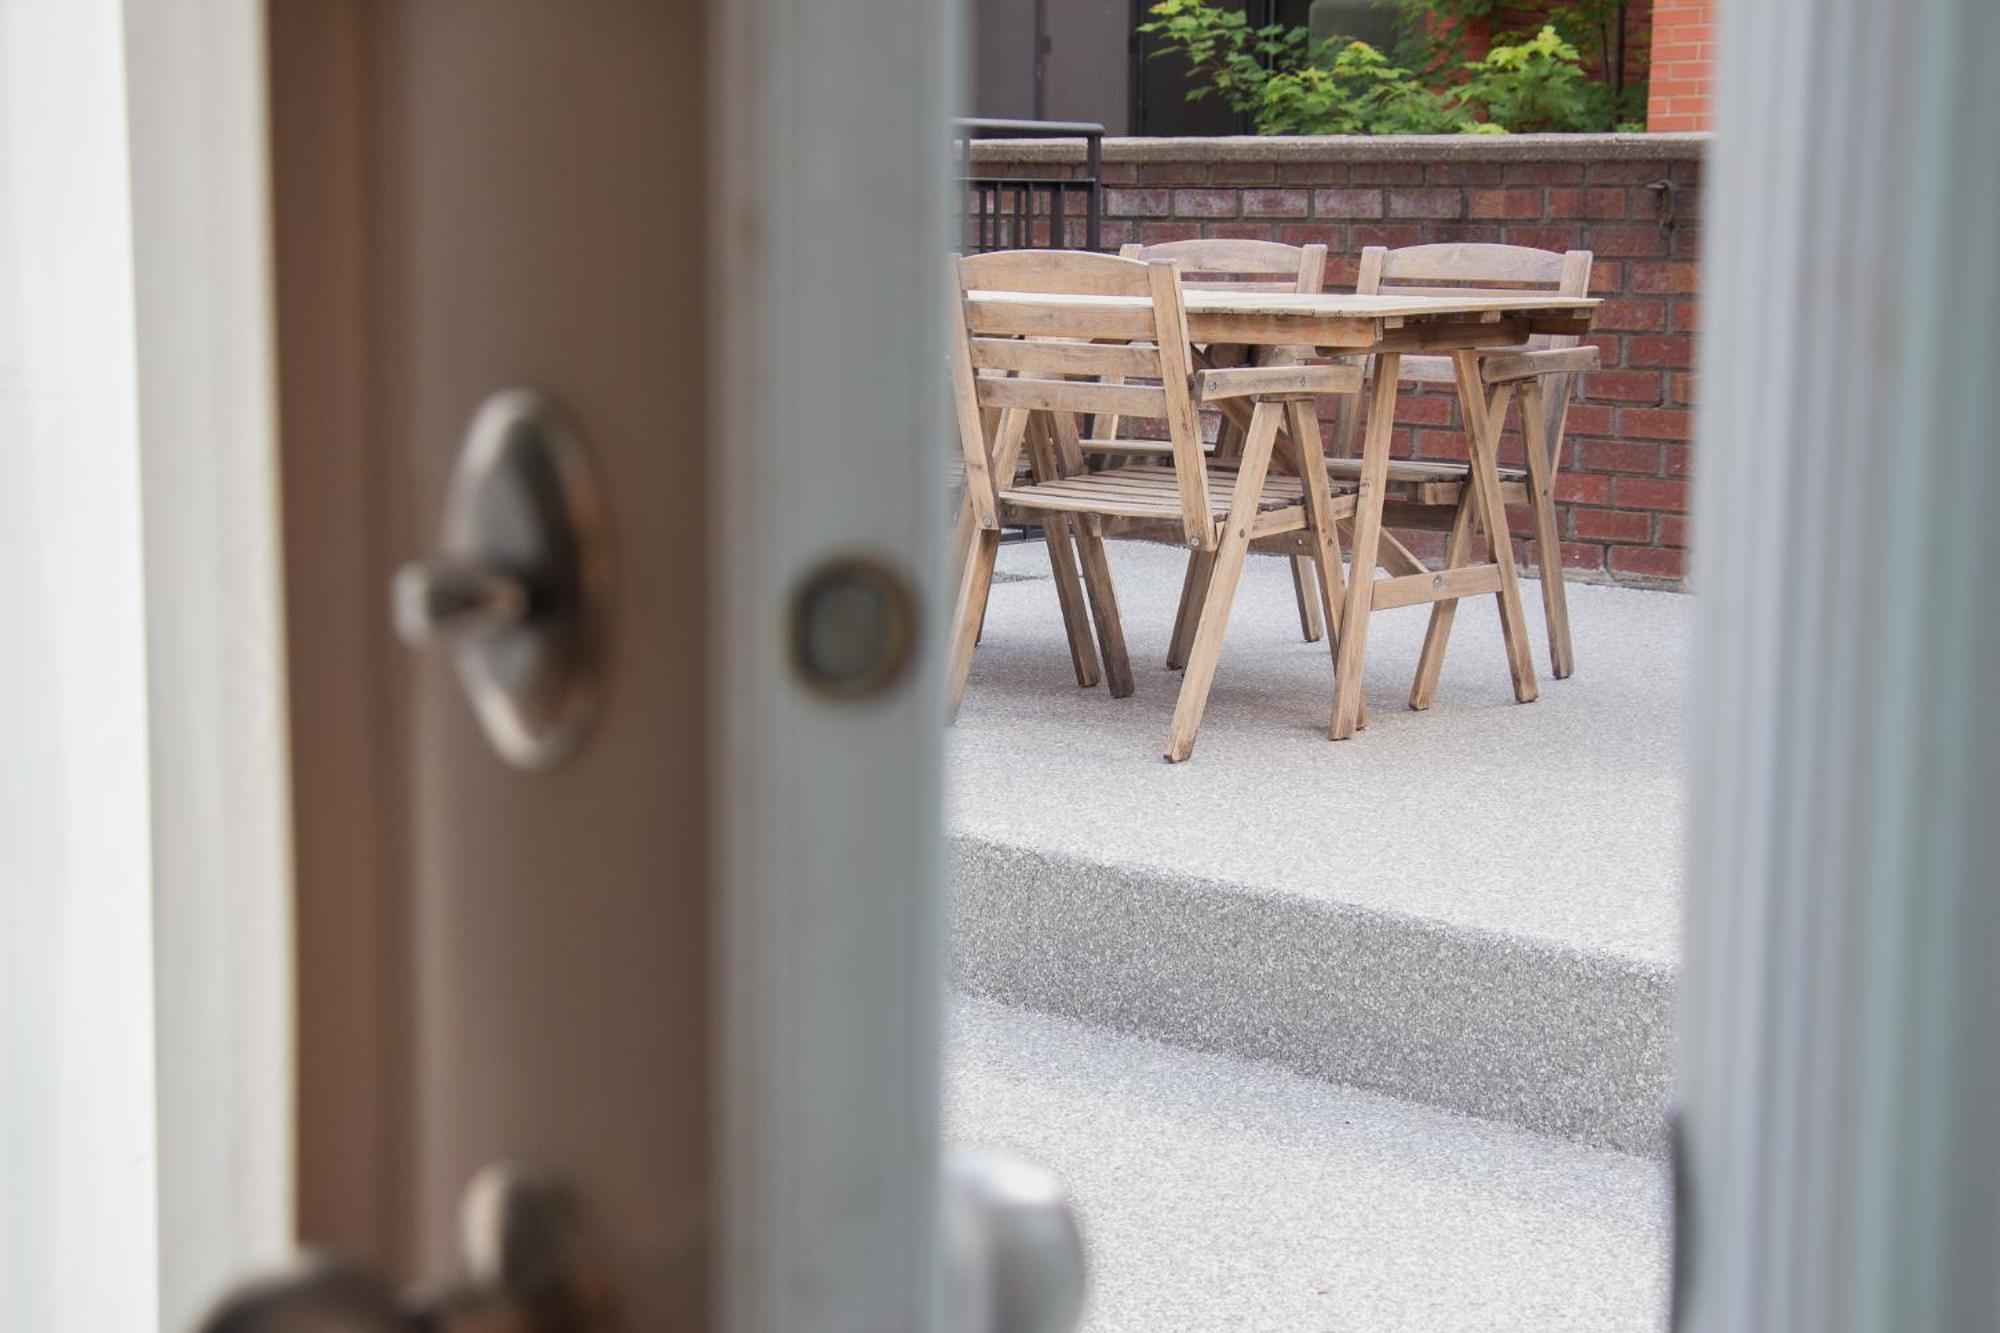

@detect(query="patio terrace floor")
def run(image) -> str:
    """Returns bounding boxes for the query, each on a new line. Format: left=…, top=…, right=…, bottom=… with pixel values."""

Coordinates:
left=948, top=540, right=1685, bottom=1153
left=952, top=539, right=1685, bottom=964
left=945, top=539, right=1686, bottom=1330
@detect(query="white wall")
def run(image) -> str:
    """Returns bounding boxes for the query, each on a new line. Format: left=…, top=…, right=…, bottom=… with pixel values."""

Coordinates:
left=0, top=1, right=161, bottom=1328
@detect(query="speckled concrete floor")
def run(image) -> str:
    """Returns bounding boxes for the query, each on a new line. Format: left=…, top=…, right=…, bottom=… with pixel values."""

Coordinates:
left=951, top=540, right=1686, bottom=964
left=947, top=996, right=1670, bottom=1333
left=949, top=539, right=1685, bottom=1151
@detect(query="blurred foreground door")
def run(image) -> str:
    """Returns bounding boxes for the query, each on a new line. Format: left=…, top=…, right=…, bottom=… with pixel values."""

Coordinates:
left=265, top=1, right=953, bottom=1328
left=1683, top=1, right=2000, bottom=1330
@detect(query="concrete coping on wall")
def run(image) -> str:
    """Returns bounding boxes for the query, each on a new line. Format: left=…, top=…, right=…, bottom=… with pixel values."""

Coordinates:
left=967, top=131, right=1710, bottom=167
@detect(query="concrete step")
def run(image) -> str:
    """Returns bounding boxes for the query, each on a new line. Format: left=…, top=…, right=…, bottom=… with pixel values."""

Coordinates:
left=946, top=996, right=1670, bottom=1333
left=950, top=541, right=1684, bottom=1155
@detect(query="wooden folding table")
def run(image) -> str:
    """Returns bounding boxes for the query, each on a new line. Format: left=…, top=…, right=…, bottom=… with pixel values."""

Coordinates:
left=962, top=287, right=1600, bottom=739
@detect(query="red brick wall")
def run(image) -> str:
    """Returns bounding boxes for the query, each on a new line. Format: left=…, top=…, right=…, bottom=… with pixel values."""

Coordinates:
left=1647, top=0, right=1715, bottom=131
left=970, top=136, right=1706, bottom=586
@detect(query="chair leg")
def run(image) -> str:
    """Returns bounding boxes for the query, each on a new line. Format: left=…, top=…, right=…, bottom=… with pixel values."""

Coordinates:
left=951, top=493, right=975, bottom=584
left=948, top=528, right=1001, bottom=718
left=1519, top=377, right=1575, bottom=679
left=1023, top=417, right=1101, bottom=689
left=1166, top=401, right=1282, bottom=763
left=1289, top=554, right=1325, bottom=642
left=1166, top=533, right=1253, bottom=762
left=1039, top=515, right=1102, bottom=689
left=1167, top=551, right=1215, bottom=671
left=1071, top=514, right=1134, bottom=698
left=952, top=497, right=987, bottom=645
left=1040, top=409, right=1134, bottom=696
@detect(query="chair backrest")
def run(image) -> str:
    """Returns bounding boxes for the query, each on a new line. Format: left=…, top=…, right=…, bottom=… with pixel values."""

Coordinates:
left=1118, top=238, right=1326, bottom=294
left=950, top=249, right=1212, bottom=543
left=1355, top=242, right=1593, bottom=349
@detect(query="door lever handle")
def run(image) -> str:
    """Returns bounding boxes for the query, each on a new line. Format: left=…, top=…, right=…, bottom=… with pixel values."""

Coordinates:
left=392, top=559, right=531, bottom=644
left=389, top=389, right=609, bottom=771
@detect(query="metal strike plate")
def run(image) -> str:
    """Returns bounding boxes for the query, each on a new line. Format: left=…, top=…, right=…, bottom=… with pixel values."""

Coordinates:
left=789, top=555, right=918, bottom=701
left=392, top=391, right=609, bottom=770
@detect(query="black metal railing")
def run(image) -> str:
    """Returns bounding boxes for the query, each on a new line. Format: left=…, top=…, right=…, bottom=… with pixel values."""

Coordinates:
left=955, top=118, right=1103, bottom=254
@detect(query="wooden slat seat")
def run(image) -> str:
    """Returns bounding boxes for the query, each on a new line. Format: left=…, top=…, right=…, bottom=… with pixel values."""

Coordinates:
left=1000, top=462, right=1328, bottom=523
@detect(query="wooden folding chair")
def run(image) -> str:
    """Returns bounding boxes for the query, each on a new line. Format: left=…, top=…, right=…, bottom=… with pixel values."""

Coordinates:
left=947, top=249, right=1364, bottom=762
left=1331, top=243, right=1597, bottom=695
left=1111, top=239, right=1332, bottom=660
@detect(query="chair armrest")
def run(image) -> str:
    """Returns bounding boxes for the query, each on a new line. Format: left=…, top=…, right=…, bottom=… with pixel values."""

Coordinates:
left=1193, top=363, right=1364, bottom=402
left=1479, top=346, right=1600, bottom=384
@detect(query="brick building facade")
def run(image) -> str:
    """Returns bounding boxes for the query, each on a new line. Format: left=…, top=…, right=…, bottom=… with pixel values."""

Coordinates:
left=1646, top=0, right=1717, bottom=131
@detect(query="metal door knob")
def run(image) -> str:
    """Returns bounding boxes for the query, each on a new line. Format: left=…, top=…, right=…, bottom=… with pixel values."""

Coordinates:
left=946, top=1148, right=1087, bottom=1333
left=192, top=1261, right=404, bottom=1333
left=191, top=1164, right=600, bottom=1333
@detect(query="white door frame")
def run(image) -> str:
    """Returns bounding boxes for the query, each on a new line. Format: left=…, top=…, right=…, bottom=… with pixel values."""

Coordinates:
left=709, top=1, right=959, bottom=1329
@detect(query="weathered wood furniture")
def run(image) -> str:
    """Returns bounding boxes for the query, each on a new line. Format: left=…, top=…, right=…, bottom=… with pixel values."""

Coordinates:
left=948, top=250, right=1363, bottom=762
left=958, top=279, right=1599, bottom=744
left=1332, top=243, right=1598, bottom=693
left=1118, top=239, right=1331, bottom=653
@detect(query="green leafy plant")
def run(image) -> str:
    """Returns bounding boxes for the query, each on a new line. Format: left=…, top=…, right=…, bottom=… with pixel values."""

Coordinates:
left=1399, top=0, right=1648, bottom=127
left=1140, top=1, right=1457, bottom=134
left=1257, top=41, right=1470, bottom=135
left=1455, top=26, right=1611, bottom=134
left=1140, top=0, right=1643, bottom=135
left=1138, top=0, right=1310, bottom=113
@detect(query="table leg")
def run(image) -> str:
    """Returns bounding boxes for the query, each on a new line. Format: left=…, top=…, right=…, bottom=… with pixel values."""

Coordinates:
left=1450, top=350, right=1538, bottom=704
left=1331, top=354, right=1400, bottom=739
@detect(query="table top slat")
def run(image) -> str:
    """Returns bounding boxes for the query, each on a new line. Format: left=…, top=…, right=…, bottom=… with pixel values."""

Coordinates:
left=966, top=289, right=1598, bottom=320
